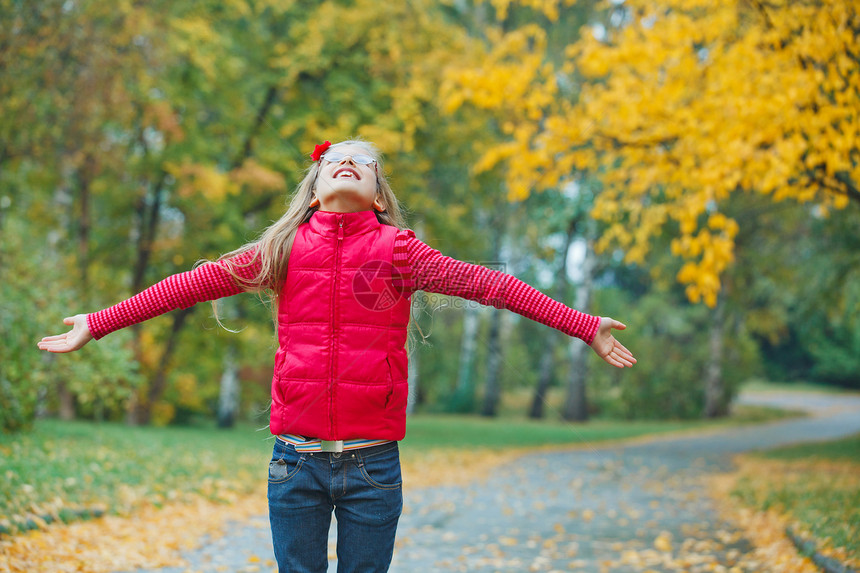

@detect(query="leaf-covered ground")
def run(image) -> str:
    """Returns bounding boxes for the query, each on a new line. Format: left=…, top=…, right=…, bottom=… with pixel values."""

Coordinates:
left=712, top=434, right=860, bottom=571
left=4, top=416, right=755, bottom=538
left=0, top=444, right=826, bottom=573
left=0, top=494, right=266, bottom=573
left=3, top=403, right=854, bottom=573
left=3, top=412, right=781, bottom=536
left=0, top=449, right=520, bottom=573
left=0, top=420, right=272, bottom=538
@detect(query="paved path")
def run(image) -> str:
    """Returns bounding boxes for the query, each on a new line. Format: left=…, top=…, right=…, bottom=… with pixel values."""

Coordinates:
left=124, top=391, right=860, bottom=573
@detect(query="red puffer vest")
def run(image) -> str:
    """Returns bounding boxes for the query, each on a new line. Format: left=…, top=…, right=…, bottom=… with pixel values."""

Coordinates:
left=268, top=210, right=411, bottom=441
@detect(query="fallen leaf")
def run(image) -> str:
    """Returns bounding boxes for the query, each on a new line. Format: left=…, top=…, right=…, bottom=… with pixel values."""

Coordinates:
left=654, top=531, right=673, bottom=552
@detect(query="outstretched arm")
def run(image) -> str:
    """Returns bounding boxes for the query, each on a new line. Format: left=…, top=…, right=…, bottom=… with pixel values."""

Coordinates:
left=37, top=314, right=93, bottom=353
left=399, top=231, right=599, bottom=340
left=399, top=232, right=635, bottom=364
left=589, top=317, right=636, bottom=368
left=36, top=248, right=263, bottom=348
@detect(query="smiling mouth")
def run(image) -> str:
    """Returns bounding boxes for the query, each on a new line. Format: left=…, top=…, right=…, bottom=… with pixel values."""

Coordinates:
left=334, top=167, right=360, bottom=180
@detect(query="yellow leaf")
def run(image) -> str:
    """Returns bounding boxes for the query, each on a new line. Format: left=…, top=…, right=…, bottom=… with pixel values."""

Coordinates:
left=443, top=0, right=856, bottom=304
left=654, top=530, right=673, bottom=552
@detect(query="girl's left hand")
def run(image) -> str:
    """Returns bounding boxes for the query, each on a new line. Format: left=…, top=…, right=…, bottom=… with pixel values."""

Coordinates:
left=37, top=314, right=93, bottom=353
left=590, top=317, right=636, bottom=368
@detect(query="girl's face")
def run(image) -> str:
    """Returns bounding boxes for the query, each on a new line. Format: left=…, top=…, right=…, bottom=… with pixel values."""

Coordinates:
left=313, top=144, right=380, bottom=213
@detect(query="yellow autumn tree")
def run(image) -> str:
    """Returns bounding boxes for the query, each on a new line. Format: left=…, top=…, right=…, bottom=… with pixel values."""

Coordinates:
left=446, top=0, right=859, bottom=306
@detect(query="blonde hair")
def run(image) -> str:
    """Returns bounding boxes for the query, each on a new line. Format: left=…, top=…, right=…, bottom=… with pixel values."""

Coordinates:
left=203, top=139, right=407, bottom=328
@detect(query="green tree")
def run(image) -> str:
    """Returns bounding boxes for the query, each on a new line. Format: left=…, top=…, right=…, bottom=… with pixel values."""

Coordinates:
left=5, top=0, right=500, bottom=424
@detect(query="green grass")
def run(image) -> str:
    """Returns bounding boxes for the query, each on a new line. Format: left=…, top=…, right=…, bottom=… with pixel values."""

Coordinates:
left=0, top=405, right=800, bottom=536
left=732, top=433, right=860, bottom=564
left=740, top=378, right=855, bottom=394
left=400, top=406, right=793, bottom=451
left=757, top=432, right=860, bottom=462
left=0, top=420, right=274, bottom=535
left=402, top=416, right=693, bottom=450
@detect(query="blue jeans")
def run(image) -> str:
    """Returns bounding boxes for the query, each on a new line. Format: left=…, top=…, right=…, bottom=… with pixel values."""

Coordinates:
left=267, top=439, right=403, bottom=573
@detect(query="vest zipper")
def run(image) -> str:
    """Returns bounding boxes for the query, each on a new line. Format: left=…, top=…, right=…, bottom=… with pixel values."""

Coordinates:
left=330, top=215, right=344, bottom=437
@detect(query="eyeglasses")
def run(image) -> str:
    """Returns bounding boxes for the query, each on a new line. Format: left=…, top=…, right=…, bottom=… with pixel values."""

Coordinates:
left=321, top=151, right=376, bottom=166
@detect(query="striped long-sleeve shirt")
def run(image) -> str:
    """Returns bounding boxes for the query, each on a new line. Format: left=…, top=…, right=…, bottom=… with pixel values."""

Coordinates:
left=86, top=229, right=600, bottom=344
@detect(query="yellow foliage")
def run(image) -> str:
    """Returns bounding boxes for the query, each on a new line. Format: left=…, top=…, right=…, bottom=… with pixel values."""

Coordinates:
left=166, top=161, right=236, bottom=201
left=0, top=493, right=269, bottom=573
left=711, top=455, right=859, bottom=572
left=653, top=530, right=673, bottom=552
left=444, top=0, right=859, bottom=306
left=137, top=329, right=160, bottom=371
left=173, top=373, right=204, bottom=410
left=169, top=17, right=219, bottom=79
left=142, top=101, right=184, bottom=144
left=282, top=0, right=474, bottom=200
left=150, top=401, right=175, bottom=427
left=478, top=0, right=568, bottom=23
left=230, top=159, right=286, bottom=194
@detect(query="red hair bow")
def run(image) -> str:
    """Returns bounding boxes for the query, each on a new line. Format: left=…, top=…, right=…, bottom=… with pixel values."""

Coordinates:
left=310, top=141, right=332, bottom=161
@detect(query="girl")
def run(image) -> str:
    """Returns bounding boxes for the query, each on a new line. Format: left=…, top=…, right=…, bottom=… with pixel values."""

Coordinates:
left=38, top=139, right=636, bottom=573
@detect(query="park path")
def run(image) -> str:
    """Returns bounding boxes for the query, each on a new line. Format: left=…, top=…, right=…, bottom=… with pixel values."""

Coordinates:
left=124, top=391, right=860, bottom=573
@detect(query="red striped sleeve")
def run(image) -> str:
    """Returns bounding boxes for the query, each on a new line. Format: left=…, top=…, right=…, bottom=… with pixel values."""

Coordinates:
left=86, top=249, right=263, bottom=340
left=393, top=229, right=600, bottom=344
left=392, top=228, right=415, bottom=295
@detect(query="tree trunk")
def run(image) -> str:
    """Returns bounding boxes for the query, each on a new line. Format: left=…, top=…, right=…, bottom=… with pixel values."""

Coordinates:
left=480, top=311, right=503, bottom=417
left=452, top=305, right=480, bottom=412
left=76, top=154, right=95, bottom=303
left=529, top=350, right=555, bottom=419
left=126, top=173, right=166, bottom=426
left=562, top=237, right=595, bottom=422
left=56, top=155, right=97, bottom=421
left=217, top=344, right=240, bottom=428
left=50, top=175, right=79, bottom=420
left=564, top=339, right=590, bottom=422
left=131, top=173, right=167, bottom=295
left=704, top=298, right=727, bottom=418
left=125, top=390, right=141, bottom=426
left=126, top=84, right=280, bottom=425
left=531, top=217, right=578, bottom=419
left=406, top=342, right=420, bottom=415
left=125, top=321, right=144, bottom=425
left=234, top=85, right=279, bottom=168
left=481, top=206, right=508, bottom=417
left=56, top=381, right=76, bottom=421
left=406, top=221, right=427, bottom=417
left=137, top=307, right=195, bottom=424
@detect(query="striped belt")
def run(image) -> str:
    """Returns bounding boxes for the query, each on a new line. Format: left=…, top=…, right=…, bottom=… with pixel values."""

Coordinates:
left=277, top=434, right=392, bottom=453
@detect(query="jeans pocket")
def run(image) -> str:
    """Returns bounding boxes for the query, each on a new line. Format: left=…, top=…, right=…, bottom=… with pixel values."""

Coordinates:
left=358, top=446, right=402, bottom=490
left=268, top=442, right=305, bottom=484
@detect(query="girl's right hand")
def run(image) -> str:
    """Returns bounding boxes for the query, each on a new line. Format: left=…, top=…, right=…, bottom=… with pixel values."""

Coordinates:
left=37, top=314, right=93, bottom=353
left=589, top=317, right=636, bottom=368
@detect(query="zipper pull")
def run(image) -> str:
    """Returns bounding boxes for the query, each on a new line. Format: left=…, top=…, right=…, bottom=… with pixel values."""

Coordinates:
left=337, top=216, right=344, bottom=240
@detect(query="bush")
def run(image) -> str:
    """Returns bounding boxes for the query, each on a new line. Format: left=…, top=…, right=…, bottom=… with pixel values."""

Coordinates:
left=0, top=213, right=143, bottom=432
left=0, top=268, right=52, bottom=432
left=589, top=288, right=759, bottom=419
